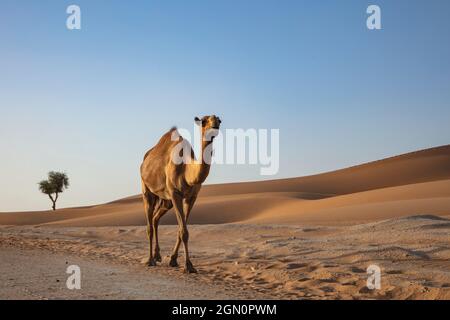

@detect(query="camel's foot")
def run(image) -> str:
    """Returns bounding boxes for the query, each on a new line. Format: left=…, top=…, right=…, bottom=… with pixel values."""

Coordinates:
left=169, top=256, right=179, bottom=267
left=154, top=252, right=162, bottom=263
left=184, top=260, right=197, bottom=274
left=145, top=257, right=157, bottom=267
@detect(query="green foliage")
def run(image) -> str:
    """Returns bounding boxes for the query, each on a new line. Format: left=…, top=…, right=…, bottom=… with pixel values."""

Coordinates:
left=48, top=171, right=69, bottom=193
left=38, top=171, right=69, bottom=210
left=38, top=171, right=69, bottom=195
left=38, top=180, right=54, bottom=194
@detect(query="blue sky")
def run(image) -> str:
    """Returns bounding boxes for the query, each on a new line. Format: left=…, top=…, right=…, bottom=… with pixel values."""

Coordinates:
left=1, top=0, right=449, bottom=211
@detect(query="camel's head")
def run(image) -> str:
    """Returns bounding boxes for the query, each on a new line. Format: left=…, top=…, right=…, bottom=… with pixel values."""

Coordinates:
left=194, top=115, right=222, bottom=130
left=195, top=115, right=221, bottom=142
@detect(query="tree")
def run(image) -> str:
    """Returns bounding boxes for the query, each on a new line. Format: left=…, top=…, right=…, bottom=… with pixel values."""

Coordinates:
left=38, top=171, right=69, bottom=211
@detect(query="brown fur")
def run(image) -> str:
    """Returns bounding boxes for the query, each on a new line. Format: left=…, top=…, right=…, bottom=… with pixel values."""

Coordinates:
left=140, top=115, right=221, bottom=273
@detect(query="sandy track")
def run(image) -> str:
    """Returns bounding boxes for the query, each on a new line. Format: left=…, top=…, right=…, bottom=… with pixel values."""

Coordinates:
left=1, top=215, right=450, bottom=300
left=0, top=248, right=248, bottom=300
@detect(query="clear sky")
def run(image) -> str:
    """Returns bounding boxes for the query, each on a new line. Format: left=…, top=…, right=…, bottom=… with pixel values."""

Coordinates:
left=1, top=0, right=449, bottom=211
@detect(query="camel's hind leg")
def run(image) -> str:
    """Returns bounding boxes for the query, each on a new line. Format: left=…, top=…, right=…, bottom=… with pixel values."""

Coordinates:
left=142, top=182, right=158, bottom=267
left=152, top=199, right=172, bottom=262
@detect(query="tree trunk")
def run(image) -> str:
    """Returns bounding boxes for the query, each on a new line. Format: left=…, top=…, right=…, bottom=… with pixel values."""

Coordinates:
left=48, top=194, right=57, bottom=211
left=53, top=193, right=59, bottom=211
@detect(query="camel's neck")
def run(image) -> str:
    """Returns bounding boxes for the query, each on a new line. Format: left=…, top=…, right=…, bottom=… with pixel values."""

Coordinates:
left=185, top=130, right=214, bottom=186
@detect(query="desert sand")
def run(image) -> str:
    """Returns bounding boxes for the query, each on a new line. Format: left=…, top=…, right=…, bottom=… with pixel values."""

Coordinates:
left=1, top=145, right=449, bottom=299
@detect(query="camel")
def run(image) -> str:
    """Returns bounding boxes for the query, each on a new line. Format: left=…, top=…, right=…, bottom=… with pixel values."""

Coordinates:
left=140, top=115, right=221, bottom=273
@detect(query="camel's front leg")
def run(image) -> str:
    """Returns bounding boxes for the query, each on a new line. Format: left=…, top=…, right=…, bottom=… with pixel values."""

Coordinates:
left=169, top=196, right=197, bottom=269
left=170, top=192, right=196, bottom=273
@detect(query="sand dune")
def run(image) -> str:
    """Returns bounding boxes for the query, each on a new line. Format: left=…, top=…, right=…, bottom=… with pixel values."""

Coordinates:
left=1, top=145, right=449, bottom=227
left=199, top=145, right=450, bottom=197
